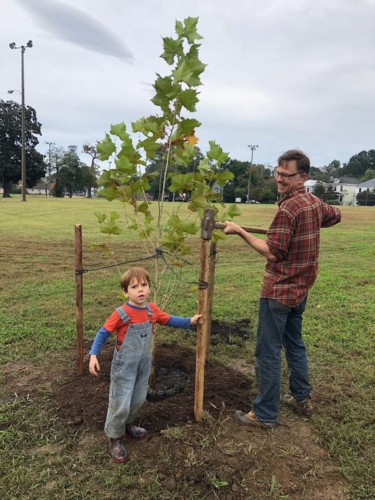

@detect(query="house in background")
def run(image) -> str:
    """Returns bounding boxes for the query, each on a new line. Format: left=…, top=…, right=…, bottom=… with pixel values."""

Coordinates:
left=356, top=178, right=375, bottom=205
left=305, top=179, right=343, bottom=204
left=305, top=179, right=320, bottom=193
left=332, top=177, right=361, bottom=205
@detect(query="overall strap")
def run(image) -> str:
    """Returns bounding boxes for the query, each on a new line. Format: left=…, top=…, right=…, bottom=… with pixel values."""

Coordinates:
left=116, top=306, right=131, bottom=324
left=146, top=302, right=153, bottom=319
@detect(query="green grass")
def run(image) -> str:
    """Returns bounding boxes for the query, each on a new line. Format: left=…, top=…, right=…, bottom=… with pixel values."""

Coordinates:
left=1, top=196, right=374, bottom=498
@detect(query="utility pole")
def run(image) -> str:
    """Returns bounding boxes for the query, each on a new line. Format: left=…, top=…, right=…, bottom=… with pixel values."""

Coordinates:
left=9, top=40, right=33, bottom=202
left=247, top=144, right=258, bottom=203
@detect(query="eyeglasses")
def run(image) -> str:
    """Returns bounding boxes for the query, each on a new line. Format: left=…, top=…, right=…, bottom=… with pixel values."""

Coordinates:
left=273, top=169, right=304, bottom=179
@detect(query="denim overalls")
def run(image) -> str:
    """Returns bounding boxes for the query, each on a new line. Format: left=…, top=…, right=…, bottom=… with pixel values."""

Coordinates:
left=104, top=304, right=153, bottom=439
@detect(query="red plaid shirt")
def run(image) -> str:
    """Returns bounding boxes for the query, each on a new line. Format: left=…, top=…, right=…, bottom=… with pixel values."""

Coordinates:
left=261, top=188, right=341, bottom=306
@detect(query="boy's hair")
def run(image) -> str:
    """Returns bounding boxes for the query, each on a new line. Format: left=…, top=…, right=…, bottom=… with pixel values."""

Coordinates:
left=278, top=149, right=310, bottom=174
left=120, top=267, right=150, bottom=292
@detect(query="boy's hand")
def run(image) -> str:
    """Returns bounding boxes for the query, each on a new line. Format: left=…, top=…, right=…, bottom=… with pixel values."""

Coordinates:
left=190, top=314, right=202, bottom=325
left=89, top=355, right=100, bottom=376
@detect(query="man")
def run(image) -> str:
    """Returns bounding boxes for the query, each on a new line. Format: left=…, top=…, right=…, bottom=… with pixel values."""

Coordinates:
left=224, top=149, right=341, bottom=428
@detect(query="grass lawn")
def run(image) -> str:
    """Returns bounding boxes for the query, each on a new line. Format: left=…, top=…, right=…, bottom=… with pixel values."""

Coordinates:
left=0, top=196, right=374, bottom=499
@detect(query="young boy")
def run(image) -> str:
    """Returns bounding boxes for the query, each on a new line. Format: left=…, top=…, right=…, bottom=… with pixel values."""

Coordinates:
left=89, top=267, right=201, bottom=463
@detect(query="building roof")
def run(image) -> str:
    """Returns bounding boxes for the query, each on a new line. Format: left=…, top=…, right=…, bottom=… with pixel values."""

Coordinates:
left=356, top=178, right=375, bottom=189
left=336, top=177, right=361, bottom=185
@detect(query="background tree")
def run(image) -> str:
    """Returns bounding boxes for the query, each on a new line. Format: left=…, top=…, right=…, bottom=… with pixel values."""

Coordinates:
left=0, top=99, right=45, bottom=197
left=361, top=168, right=375, bottom=181
left=313, top=181, right=326, bottom=199
left=53, top=146, right=86, bottom=197
left=342, top=150, right=375, bottom=178
left=320, top=160, right=342, bottom=182
left=82, top=144, right=99, bottom=198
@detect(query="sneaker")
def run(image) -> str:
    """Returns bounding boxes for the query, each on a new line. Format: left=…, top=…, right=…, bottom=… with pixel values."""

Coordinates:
left=109, top=438, right=130, bottom=463
left=125, top=423, right=147, bottom=439
left=283, top=394, right=313, bottom=416
left=234, top=410, right=276, bottom=429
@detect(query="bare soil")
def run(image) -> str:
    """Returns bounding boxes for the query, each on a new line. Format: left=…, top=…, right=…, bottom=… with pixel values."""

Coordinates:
left=2, top=320, right=350, bottom=499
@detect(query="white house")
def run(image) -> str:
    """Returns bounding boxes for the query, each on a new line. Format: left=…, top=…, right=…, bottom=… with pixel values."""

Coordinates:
left=333, top=177, right=361, bottom=206
left=356, top=178, right=375, bottom=194
left=305, top=179, right=320, bottom=193
left=356, top=178, right=375, bottom=204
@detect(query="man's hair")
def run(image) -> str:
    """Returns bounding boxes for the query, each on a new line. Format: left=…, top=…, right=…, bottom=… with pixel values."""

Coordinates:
left=278, top=149, right=310, bottom=174
left=120, top=267, right=150, bottom=292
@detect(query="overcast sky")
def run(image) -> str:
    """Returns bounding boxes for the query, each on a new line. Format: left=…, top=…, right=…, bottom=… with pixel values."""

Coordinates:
left=1, top=0, right=374, bottom=169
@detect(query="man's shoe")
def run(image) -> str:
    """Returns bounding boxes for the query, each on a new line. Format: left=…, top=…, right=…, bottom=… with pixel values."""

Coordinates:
left=283, top=394, right=313, bottom=416
left=234, top=410, right=276, bottom=429
left=109, top=438, right=129, bottom=463
left=126, top=423, right=147, bottom=439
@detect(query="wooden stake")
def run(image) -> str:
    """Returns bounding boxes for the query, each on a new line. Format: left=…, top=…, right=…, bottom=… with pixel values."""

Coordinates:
left=194, top=208, right=215, bottom=422
left=75, top=224, right=84, bottom=376
left=205, top=241, right=217, bottom=359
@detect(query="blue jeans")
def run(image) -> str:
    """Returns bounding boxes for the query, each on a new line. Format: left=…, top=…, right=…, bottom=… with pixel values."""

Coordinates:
left=252, top=297, right=312, bottom=424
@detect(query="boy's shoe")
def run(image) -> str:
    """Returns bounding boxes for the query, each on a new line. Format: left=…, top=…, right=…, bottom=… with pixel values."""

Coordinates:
left=125, top=424, right=147, bottom=439
left=283, top=394, right=313, bottom=416
left=109, top=438, right=129, bottom=463
left=234, top=410, right=276, bottom=429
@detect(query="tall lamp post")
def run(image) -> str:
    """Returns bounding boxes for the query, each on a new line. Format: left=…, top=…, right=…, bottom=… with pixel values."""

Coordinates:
left=247, top=144, right=258, bottom=203
left=9, top=40, right=33, bottom=202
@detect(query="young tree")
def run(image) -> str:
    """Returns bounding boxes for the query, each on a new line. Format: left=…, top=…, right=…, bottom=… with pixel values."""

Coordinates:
left=0, top=99, right=45, bottom=197
left=96, top=17, right=237, bottom=275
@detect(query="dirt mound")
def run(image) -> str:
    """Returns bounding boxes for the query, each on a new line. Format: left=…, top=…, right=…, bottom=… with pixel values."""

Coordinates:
left=46, top=342, right=349, bottom=499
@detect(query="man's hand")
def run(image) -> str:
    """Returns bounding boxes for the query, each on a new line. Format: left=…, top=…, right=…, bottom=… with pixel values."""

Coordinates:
left=89, top=355, right=100, bottom=376
left=223, top=221, right=241, bottom=235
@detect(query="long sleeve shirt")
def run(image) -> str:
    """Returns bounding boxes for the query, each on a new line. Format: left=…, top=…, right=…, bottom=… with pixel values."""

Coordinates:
left=261, top=188, right=341, bottom=306
left=89, top=302, right=191, bottom=356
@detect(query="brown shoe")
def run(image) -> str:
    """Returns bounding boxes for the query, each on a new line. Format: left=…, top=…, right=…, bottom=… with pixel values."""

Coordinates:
left=109, top=438, right=130, bottom=463
left=234, top=410, right=276, bottom=429
left=283, top=394, right=313, bottom=416
left=125, top=424, right=147, bottom=439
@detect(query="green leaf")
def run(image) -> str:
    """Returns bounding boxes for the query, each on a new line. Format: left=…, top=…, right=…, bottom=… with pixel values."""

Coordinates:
left=109, top=211, right=120, bottom=221
left=175, top=118, right=201, bottom=137
left=169, top=173, right=192, bottom=193
left=115, top=155, right=136, bottom=174
left=110, top=122, right=128, bottom=141
left=180, top=221, right=199, bottom=235
left=206, top=141, right=229, bottom=165
left=226, top=203, right=241, bottom=218
left=175, top=17, right=203, bottom=44
left=138, top=136, right=162, bottom=159
left=177, top=89, right=199, bottom=112
left=161, top=37, right=184, bottom=64
left=97, top=134, right=116, bottom=160
left=99, top=219, right=122, bottom=235
left=95, top=212, right=107, bottom=224
left=137, top=202, right=151, bottom=215
left=215, top=170, right=234, bottom=186
left=173, top=61, right=194, bottom=86
left=97, top=186, right=119, bottom=201
left=198, top=159, right=213, bottom=176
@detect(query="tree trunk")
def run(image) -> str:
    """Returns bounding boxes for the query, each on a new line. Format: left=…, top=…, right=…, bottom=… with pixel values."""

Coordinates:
left=2, top=180, right=12, bottom=198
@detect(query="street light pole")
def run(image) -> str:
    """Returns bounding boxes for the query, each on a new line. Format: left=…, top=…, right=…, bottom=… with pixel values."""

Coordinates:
left=9, top=40, right=33, bottom=202
left=247, top=144, right=258, bottom=203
